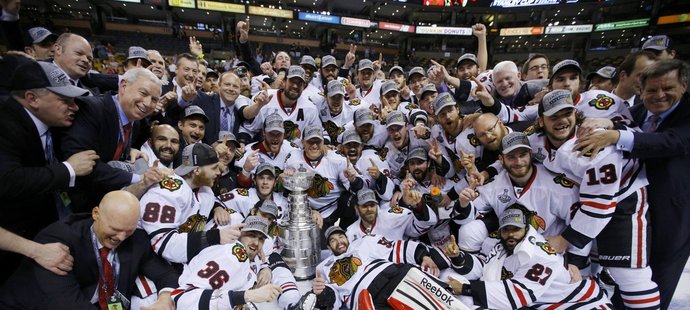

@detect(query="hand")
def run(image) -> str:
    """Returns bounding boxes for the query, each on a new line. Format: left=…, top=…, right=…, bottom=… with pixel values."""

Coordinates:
left=344, top=79, right=357, bottom=99
left=311, top=210, right=323, bottom=229
left=528, top=88, right=549, bottom=106
left=245, top=284, right=282, bottom=303
left=545, top=235, right=569, bottom=254
left=214, top=138, right=232, bottom=160
left=413, top=123, right=430, bottom=139
left=400, top=85, right=411, bottom=98
left=426, top=63, right=445, bottom=86
left=66, top=150, right=99, bottom=176
left=253, top=89, right=273, bottom=106
left=0, top=0, right=20, bottom=15
left=372, top=53, right=384, bottom=72
left=312, top=272, right=325, bottom=295
left=159, top=91, right=177, bottom=111
left=421, top=256, right=440, bottom=277
left=260, top=62, right=275, bottom=77
left=401, top=176, right=422, bottom=206
left=236, top=143, right=246, bottom=159
left=181, top=84, right=197, bottom=102
left=459, top=178, right=480, bottom=209
left=567, top=264, right=582, bottom=284
left=459, top=149, right=476, bottom=173
left=573, top=129, right=619, bottom=159
left=30, top=242, right=73, bottom=276
left=258, top=80, right=271, bottom=92
left=447, top=277, right=464, bottom=295
left=470, top=76, right=493, bottom=106
left=443, top=235, right=461, bottom=258
left=188, top=36, right=203, bottom=56
left=430, top=172, right=446, bottom=188
left=577, top=118, right=614, bottom=137
left=367, top=158, right=381, bottom=179
left=237, top=17, right=250, bottom=43
left=344, top=44, right=357, bottom=69
left=379, top=105, right=393, bottom=121
left=429, top=59, right=451, bottom=85
left=213, top=207, right=232, bottom=226
left=256, top=267, right=273, bottom=287
left=219, top=223, right=245, bottom=244
left=142, top=291, right=174, bottom=310
left=242, top=150, right=260, bottom=172
left=129, top=148, right=149, bottom=164
left=425, top=139, right=443, bottom=165
left=343, top=161, right=359, bottom=183
left=141, top=162, right=168, bottom=188
left=472, top=23, right=487, bottom=38
left=460, top=113, right=480, bottom=131
left=390, top=191, right=402, bottom=209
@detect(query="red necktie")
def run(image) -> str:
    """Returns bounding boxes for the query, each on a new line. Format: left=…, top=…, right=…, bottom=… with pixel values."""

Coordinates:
left=112, top=123, right=132, bottom=161
left=97, top=247, right=115, bottom=310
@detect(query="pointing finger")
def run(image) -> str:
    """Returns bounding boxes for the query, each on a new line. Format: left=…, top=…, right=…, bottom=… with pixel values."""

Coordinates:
left=152, top=159, right=159, bottom=168
left=368, top=158, right=377, bottom=168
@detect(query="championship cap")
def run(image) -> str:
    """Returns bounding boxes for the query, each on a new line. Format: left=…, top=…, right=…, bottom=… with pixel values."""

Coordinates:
left=182, top=105, right=209, bottom=123
left=241, top=216, right=270, bottom=238
left=255, top=162, right=276, bottom=177
left=324, top=225, right=346, bottom=241
left=388, top=65, right=404, bottom=76
left=354, top=108, right=377, bottom=127
left=539, top=89, right=574, bottom=117
left=302, top=125, right=324, bottom=141
left=500, top=132, right=532, bottom=155
left=10, top=61, right=89, bottom=98
left=127, top=46, right=151, bottom=67
left=642, top=35, right=671, bottom=51
left=499, top=208, right=527, bottom=230
left=321, top=55, right=338, bottom=68
left=551, top=59, right=582, bottom=79
left=327, top=79, right=345, bottom=97
left=254, top=200, right=280, bottom=219
left=409, top=109, right=428, bottom=125
left=264, top=113, right=285, bottom=133
left=28, top=27, right=57, bottom=44
left=174, top=143, right=219, bottom=176
left=217, top=131, right=240, bottom=147
left=433, top=92, right=456, bottom=116
left=341, top=129, right=362, bottom=145
left=358, top=59, right=374, bottom=71
left=357, top=188, right=378, bottom=205
left=385, top=110, right=406, bottom=128
left=300, top=55, right=317, bottom=69
left=406, top=146, right=428, bottom=163
left=421, top=83, right=438, bottom=99
left=407, top=66, right=425, bottom=82
left=586, top=66, right=617, bottom=80
left=456, top=53, right=478, bottom=67
left=287, top=65, right=306, bottom=81
left=380, top=81, right=400, bottom=96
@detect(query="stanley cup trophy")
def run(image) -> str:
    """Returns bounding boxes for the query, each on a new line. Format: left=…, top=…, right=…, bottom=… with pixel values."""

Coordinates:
left=280, top=165, right=321, bottom=280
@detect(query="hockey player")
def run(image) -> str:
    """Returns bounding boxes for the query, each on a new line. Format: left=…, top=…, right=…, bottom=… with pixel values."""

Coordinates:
left=320, top=80, right=354, bottom=144
left=346, top=188, right=436, bottom=242
left=342, top=108, right=388, bottom=149
left=446, top=207, right=613, bottom=309
left=534, top=89, right=660, bottom=309
left=354, top=59, right=383, bottom=108
left=339, top=129, right=394, bottom=201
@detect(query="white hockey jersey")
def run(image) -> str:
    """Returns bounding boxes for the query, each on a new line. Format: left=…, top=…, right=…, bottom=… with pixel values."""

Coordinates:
left=320, top=103, right=355, bottom=144
left=355, top=79, right=383, bottom=108
left=234, top=139, right=298, bottom=175
left=355, top=148, right=395, bottom=201
left=217, top=187, right=289, bottom=226
left=346, top=202, right=437, bottom=242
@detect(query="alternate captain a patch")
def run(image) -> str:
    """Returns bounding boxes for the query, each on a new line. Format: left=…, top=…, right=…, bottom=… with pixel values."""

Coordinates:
left=329, top=256, right=362, bottom=286
left=232, top=244, right=248, bottom=262
left=159, top=177, right=182, bottom=192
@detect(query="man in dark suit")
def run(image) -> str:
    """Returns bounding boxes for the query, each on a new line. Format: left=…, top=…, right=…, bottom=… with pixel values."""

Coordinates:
left=0, top=190, right=179, bottom=309
left=0, top=61, right=98, bottom=284
left=575, top=59, right=690, bottom=309
left=58, top=67, right=164, bottom=212
left=612, top=51, right=657, bottom=107
left=52, top=33, right=118, bottom=96
left=151, top=53, right=199, bottom=126
left=194, top=71, right=252, bottom=144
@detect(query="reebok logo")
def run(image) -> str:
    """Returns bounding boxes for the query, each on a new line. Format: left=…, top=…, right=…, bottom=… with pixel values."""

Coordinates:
left=420, top=277, right=454, bottom=306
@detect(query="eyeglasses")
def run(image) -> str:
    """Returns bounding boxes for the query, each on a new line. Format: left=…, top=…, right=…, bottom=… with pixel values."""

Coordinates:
left=529, top=64, right=549, bottom=72
left=476, top=119, right=500, bottom=139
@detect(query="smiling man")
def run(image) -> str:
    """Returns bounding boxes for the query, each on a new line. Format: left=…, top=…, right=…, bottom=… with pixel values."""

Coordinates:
left=52, top=33, right=119, bottom=96
left=140, top=124, right=180, bottom=169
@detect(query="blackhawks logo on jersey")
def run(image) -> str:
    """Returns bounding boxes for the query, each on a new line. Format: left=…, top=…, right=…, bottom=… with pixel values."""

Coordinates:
left=388, top=206, right=404, bottom=214
left=329, top=255, right=362, bottom=286
left=350, top=98, right=361, bottom=106
left=588, top=94, right=615, bottom=110
left=529, top=236, right=557, bottom=255
left=501, top=267, right=514, bottom=280
left=468, top=133, right=481, bottom=147
left=376, top=147, right=389, bottom=161
left=523, top=125, right=535, bottom=135
left=307, top=174, right=334, bottom=198
left=283, top=120, right=301, bottom=142
left=159, top=177, right=182, bottom=192
left=179, top=214, right=207, bottom=233
left=553, top=174, right=576, bottom=188
left=236, top=188, right=249, bottom=196
left=323, top=121, right=345, bottom=142
left=232, top=243, right=248, bottom=262
left=529, top=213, right=546, bottom=231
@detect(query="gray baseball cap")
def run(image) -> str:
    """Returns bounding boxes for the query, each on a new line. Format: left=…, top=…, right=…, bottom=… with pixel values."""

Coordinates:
left=300, top=55, right=317, bottom=69
left=389, top=65, right=404, bottom=76
left=358, top=59, right=374, bottom=71
left=302, top=125, right=324, bottom=141
left=255, top=162, right=276, bottom=177
left=341, top=129, right=362, bottom=145
left=321, top=55, right=338, bottom=68
left=183, top=105, right=209, bottom=123
left=539, top=89, right=574, bottom=117
left=433, top=92, right=456, bottom=116
left=421, top=83, right=437, bottom=98
left=551, top=59, right=581, bottom=79
left=28, top=27, right=57, bottom=44
left=127, top=46, right=151, bottom=64
left=456, top=53, right=478, bottom=67
left=10, top=61, right=90, bottom=98
left=586, top=66, right=616, bottom=80
left=327, top=79, right=345, bottom=97
left=380, top=81, right=400, bottom=96
left=406, top=146, right=428, bottom=163
left=409, top=109, right=428, bottom=125
left=287, top=65, right=306, bottom=81
left=324, top=225, right=346, bottom=241
left=254, top=200, right=280, bottom=219
left=501, top=132, right=532, bottom=155
left=499, top=208, right=527, bottom=230
left=385, top=110, right=406, bottom=128
left=357, top=188, right=377, bottom=205
left=354, top=109, right=377, bottom=127
left=407, top=67, right=425, bottom=82
left=264, top=113, right=285, bottom=133
left=174, top=143, right=219, bottom=176
left=242, top=216, right=270, bottom=238
left=217, top=131, right=240, bottom=147
left=642, top=35, right=671, bottom=51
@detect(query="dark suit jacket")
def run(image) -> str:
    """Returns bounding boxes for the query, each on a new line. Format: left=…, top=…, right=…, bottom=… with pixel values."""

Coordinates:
left=193, top=92, right=244, bottom=145
left=79, top=72, right=119, bottom=96
left=0, top=214, right=179, bottom=309
left=0, top=97, right=70, bottom=282
left=629, top=92, right=690, bottom=260
left=56, top=93, right=140, bottom=212
left=150, top=83, right=185, bottom=127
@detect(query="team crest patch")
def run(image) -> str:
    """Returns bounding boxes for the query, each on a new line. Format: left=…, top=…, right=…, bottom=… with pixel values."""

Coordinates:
left=377, top=147, right=389, bottom=161
left=405, top=103, right=419, bottom=110
left=588, top=94, right=615, bottom=110
left=283, top=120, right=301, bottom=142
left=378, top=237, right=394, bottom=248
left=553, top=174, right=576, bottom=188
left=468, top=133, right=481, bottom=147
left=489, top=230, right=500, bottom=239
left=523, top=125, right=535, bottom=135
left=323, top=121, right=345, bottom=142
left=528, top=236, right=557, bottom=255
left=529, top=213, right=546, bottom=231
left=236, top=188, right=249, bottom=196
left=350, top=98, right=361, bottom=106
left=329, top=256, right=362, bottom=286
left=307, top=174, right=334, bottom=198
left=501, top=267, right=514, bottom=280
left=159, top=177, right=182, bottom=192
left=232, top=243, right=248, bottom=262
left=388, top=206, right=404, bottom=214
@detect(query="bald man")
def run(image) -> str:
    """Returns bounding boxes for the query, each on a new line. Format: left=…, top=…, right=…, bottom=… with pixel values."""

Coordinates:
left=141, top=124, right=180, bottom=168
left=0, top=191, right=179, bottom=309
left=52, top=33, right=119, bottom=95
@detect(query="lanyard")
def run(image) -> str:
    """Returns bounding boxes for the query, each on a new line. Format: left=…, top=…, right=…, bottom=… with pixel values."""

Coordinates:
left=90, top=225, right=120, bottom=296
